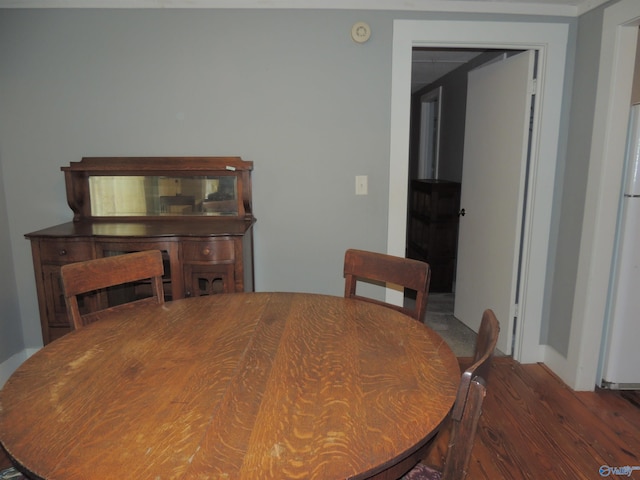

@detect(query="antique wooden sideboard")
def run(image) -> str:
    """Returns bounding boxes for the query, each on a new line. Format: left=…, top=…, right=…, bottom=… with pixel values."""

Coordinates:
left=25, top=157, right=256, bottom=344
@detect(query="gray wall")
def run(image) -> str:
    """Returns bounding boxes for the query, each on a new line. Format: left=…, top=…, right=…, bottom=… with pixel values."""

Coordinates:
left=542, top=4, right=604, bottom=354
left=0, top=9, right=397, bottom=349
left=0, top=156, right=24, bottom=362
left=0, top=8, right=580, bottom=356
left=632, top=32, right=640, bottom=105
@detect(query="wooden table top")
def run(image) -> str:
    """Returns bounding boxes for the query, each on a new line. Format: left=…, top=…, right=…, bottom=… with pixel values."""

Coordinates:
left=0, top=292, right=460, bottom=480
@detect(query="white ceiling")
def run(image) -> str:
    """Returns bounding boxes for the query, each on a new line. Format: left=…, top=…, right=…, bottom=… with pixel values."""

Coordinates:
left=0, top=0, right=610, bottom=16
left=411, top=49, right=486, bottom=93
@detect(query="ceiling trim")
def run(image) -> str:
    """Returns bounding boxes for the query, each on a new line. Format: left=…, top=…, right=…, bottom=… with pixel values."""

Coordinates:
left=0, top=0, right=608, bottom=18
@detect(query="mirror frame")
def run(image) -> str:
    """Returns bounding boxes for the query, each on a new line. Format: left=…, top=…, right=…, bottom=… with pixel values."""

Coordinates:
left=62, top=157, right=253, bottom=222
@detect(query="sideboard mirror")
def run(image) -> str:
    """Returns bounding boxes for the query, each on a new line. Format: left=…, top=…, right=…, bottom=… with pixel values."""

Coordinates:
left=62, top=157, right=253, bottom=221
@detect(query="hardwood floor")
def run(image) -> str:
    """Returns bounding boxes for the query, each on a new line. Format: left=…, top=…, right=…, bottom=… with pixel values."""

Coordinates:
left=2, top=357, right=639, bottom=479
left=425, top=357, right=640, bottom=479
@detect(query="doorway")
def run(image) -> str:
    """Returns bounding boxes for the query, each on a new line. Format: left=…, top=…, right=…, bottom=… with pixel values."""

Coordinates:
left=407, top=48, right=508, bottom=296
left=387, top=19, right=569, bottom=364
left=407, top=49, right=535, bottom=357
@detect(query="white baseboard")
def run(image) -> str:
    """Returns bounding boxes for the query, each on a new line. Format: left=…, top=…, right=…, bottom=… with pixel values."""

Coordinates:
left=0, top=348, right=40, bottom=388
left=542, top=344, right=595, bottom=391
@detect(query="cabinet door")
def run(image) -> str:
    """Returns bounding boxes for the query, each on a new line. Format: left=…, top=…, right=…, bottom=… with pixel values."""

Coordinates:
left=42, top=265, right=96, bottom=325
left=183, top=263, right=235, bottom=297
left=41, top=265, right=72, bottom=341
left=35, top=239, right=95, bottom=343
left=95, top=241, right=179, bottom=301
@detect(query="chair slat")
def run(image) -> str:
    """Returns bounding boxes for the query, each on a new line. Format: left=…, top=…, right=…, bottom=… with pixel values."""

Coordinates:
left=60, top=250, right=165, bottom=330
left=343, top=249, right=431, bottom=322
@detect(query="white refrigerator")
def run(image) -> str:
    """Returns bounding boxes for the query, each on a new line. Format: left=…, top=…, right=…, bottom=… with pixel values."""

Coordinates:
left=600, top=104, right=640, bottom=390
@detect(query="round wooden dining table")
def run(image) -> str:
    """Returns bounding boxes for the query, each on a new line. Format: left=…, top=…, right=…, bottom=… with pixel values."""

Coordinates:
left=0, top=292, right=460, bottom=480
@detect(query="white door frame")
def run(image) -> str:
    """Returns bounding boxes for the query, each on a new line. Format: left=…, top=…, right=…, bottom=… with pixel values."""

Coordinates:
left=387, top=20, right=568, bottom=364
left=567, top=0, right=640, bottom=391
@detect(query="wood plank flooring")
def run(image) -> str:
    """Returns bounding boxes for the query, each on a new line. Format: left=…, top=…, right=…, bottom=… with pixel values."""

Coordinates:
left=425, top=357, right=640, bottom=479
left=2, top=357, right=639, bottom=478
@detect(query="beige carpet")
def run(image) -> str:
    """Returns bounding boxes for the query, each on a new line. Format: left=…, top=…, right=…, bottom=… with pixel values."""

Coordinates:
left=423, top=293, right=479, bottom=357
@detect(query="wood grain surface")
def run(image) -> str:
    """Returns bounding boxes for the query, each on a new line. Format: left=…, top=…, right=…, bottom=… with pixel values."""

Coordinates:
left=0, top=292, right=459, bottom=480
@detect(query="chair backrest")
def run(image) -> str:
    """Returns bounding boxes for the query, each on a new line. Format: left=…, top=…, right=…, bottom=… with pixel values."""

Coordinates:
left=441, top=374, right=487, bottom=480
left=61, top=250, right=165, bottom=330
left=343, top=249, right=431, bottom=322
left=402, top=311, right=497, bottom=480
left=470, top=309, right=501, bottom=380
left=450, top=308, right=499, bottom=422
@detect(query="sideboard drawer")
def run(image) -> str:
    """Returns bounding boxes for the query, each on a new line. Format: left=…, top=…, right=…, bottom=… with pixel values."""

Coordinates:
left=183, top=239, right=235, bottom=262
left=39, top=240, right=94, bottom=263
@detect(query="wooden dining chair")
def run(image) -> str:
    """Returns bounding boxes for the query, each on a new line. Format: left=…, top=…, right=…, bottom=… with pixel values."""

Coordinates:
left=451, top=308, right=500, bottom=419
left=401, top=309, right=500, bottom=480
left=61, top=250, right=165, bottom=330
left=401, top=374, right=487, bottom=480
left=343, top=249, right=431, bottom=322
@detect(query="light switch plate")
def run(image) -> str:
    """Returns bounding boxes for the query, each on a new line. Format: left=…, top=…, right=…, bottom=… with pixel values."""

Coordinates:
left=355, top=175, right=368, bottom=195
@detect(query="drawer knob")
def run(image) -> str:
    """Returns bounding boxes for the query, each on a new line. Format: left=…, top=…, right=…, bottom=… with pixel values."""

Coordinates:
left=58, top=249, right=68, bottom=256
left=202, top=248, right=211, bottom=256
